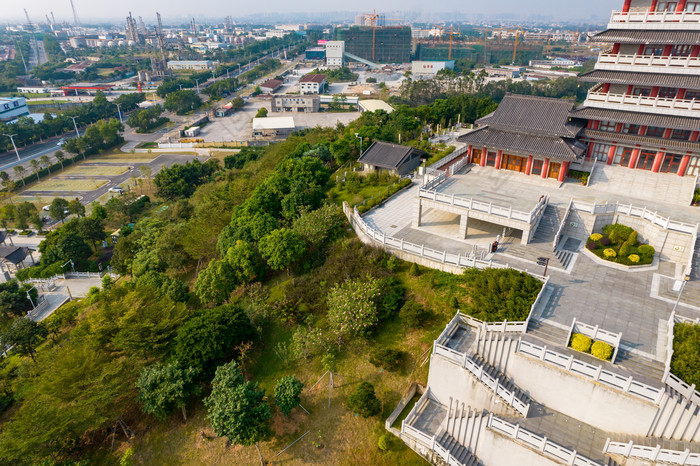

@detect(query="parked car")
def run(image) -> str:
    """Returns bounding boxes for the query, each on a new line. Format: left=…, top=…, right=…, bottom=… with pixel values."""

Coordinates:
left=108, top=186, right=123, bottom=193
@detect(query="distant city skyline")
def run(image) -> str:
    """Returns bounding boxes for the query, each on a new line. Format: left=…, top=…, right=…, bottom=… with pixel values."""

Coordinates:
left=2, top=0, right=616, bottom=24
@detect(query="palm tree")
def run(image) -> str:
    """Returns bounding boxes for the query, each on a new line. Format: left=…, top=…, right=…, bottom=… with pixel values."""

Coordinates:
left=40, top=155, right=51, bottom=174
left=55, top=150, right=65, bottom=169
left=30, top=159, right=41, bottom=181
left=13, top=165, right=26, bottom=186
left=0, top=171, right=12, bottom=205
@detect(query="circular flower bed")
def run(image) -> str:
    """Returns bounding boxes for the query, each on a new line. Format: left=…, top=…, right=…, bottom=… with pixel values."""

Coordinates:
left=585, top=224, right=655, bottom=266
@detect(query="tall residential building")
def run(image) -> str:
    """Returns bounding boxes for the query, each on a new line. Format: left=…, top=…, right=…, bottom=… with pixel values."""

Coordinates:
left=571, top=0, right=700, bottom=177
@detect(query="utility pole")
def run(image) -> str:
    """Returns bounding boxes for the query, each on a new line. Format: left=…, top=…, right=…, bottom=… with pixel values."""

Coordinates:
left=2, top=134, right=20, bottom=161
left=195, top=78, right=200, bottom=94
left=115, top=103, right=123, bottom=124
left=69, top=116, right=80, bottom=138
left=354, top=133, right=363, bottom=156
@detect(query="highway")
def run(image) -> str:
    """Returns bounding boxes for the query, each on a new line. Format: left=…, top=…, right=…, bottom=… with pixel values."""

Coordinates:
left=0, top=135, right=72, bottom=173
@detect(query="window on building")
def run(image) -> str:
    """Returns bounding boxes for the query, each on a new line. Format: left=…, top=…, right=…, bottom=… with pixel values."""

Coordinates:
left=661, top=153, right=683, bottom=173
left=658, top=87, right=678, bottom=99
left=632, top=87, right=652, bottom=97
left=646, top=126, right=666, bottom=138
left=672, top=45, right=692, bottom=57
left=531, top=159, right=544, bottom=176
left=644, top=46, right=665, bottom=56
left=637, top=151, right=657, bottom=170
left=685, top=90, right=700, bottom=100
left=486, top=151, right=497, bottom=167
left=591, top=143, right=611, bottom=162
left=686, top=156, right=700, bottom=176
left=686, top=2, right=700, bottom=12
left=671, top=129, right=692, bottom=140
left=656, top=2, right=678, bottom=11
left=621, top=124, right=640, bottom=134
left=598, top=121, right=617, bottom=132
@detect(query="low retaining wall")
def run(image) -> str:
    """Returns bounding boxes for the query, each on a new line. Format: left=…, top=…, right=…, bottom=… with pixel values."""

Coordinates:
left=565, top=318, right=622, bottom=364
left=385, top=382, right=425, bottom=436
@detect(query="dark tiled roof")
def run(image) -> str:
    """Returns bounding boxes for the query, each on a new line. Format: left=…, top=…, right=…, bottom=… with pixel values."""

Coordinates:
left=300, top=74, right=326, bottom=83
left=570, top=106, right=700, bottom=131
left=590, top=29, right=700, bottom=45
left=458, top=127, right=586, bottom=162
left=0, top=246, right=28, bottom=265
left=580, top=129, right=700, bottom=154
left=357, top=141, right=428, bottom=169
left=474, top=94, right=583, bottom=138
left=0, top=230, right=6, bottom=243
left=260, top=79, right=283, bottom=90
left=579, top=70, right=700, bottom=89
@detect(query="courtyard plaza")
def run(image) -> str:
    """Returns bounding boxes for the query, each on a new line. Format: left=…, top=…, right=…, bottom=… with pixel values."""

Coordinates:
left=363, top=162, right=700, bottom=368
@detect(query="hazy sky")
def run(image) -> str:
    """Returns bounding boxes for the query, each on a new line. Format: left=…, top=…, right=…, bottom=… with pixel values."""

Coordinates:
left=2, top=0, right=617, bottom=23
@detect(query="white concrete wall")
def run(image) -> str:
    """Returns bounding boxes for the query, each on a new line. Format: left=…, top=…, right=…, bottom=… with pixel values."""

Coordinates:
left=473, top=427, right=563, bottom=466
left=507, top=352, right=658, bottom=435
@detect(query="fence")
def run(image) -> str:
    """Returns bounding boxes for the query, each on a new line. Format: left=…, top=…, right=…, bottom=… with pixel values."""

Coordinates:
left=487, top=413, right=602, bottom=466
left=604, top=439, right=700, bottom=466
left=571, top=200, right=699, bottom=235
left=686, top=222, right=699, bottom=279
left=552, top=198, right=573, bottom=251
left=565, top=318, right=622, bottom=364
left=418, top=189, right=549, bottom=225
left=401, top=387, right=437, bottom=447
left=516, top=338, right=664, bottom=404
left=429, top=145, right=468, bottom=171
left=662, top=313, right=700, bottom=408
left=26, top=295, right=70, bottom=321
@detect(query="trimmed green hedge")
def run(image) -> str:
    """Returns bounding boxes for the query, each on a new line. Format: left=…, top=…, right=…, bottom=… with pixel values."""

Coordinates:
left=591, top=341, right=613, bottom=361
left=356, top=178, right=412, bottom=214
left=671, top=323, right=700, bottom=388
left=570, top=333, right=614, bottom=361
left=570, top=333, right=592, bottom=353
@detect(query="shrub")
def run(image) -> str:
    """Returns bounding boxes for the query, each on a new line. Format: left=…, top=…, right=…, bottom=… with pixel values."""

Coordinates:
left=586, top=241, right=599, bottom=251
left=449, top=296, right=459, bottom=309
left=671, top=323, right=700, bottom=388
left=619, top=242, right=631, bottom=257
left=603, top=248, right=616, bottom=259
left=378, top=435, right=389, bottom=451
left=327, top=277, right=381, bottom=339
left=627, top=231, right=638, bottom=246
left=369, top=348, right=403, bottom=372
left=599, top=236, right=611, bottom=246
left=591, top=341, right=614, bottom=361
left=347, top=382, right=381, bottom=418
left=589, top=233, right=602, bottom=242
left=399, top=301, right=429, bottom=327
left=408, top=262, right=420, bottom=276
left=628, top=254, right=640, bottom=263
left=570, top=333, right=592, bottom=353
left=638, top=244, right=655, bottom=259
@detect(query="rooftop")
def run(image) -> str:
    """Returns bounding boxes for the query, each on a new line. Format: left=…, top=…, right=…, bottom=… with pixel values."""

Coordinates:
left=259, top=79, right=283, bottom=90
left=591, top=29, right=700, bottom=45
left=579, top=70, right=700, bottom=89
left=357, top=141, right=427, bottom=170
left=252, top=116, right=295, bottom=130
left=359, top=99, right=394, bottom=113
left=300, top=74, right=327, bottom=83
left=570, top=106, right=700, bottom=132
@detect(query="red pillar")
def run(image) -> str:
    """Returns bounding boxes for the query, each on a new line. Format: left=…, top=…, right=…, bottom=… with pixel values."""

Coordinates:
left=663, top=128, right=673, bottom=139
left=615, top=122, right=623, bottom=133
left=607, top=145, right=616, bottom=165
left=495, top=150, right=503, bottom=169
left=652, top=151, right=664, bottom=172
left=662, top=45, right=673, bottom=57
left=525, top=155, right=533, bottom=175
left=690, top=131, right=699, bottom=142
left=612, top=43, right=621, bottom=54
left=637, top=44, right=646, bottom=55
left=650, top=0, right=658, bottom=11
left=622, top=0, right=632, bottom=12
left=586, top=142, right=594, bottom=159
left=480, top=147, right=487, bottom=167
left=587, top=120, right=594, bottom=129
left=678, top=89, right=687, bottom=100
left=691, top=46, right=700, bottom=58
left=628, top=148, right=640, bottom=169
left=594, top=120, right=601, bottom=130
left=558, top=161, right=569, bottom=182
left=467, top=145, right=473, bottom=164
left=678, top=155, right=691, bottom=176
left=639, top=126, right=648, bottom=136
left=602, top=83, right=611, bottom=93
left=542, top=158, right=550, bottom=179
left=676, top=0, right=687, bottom=12
left=650, top=87, right=660, bottom=98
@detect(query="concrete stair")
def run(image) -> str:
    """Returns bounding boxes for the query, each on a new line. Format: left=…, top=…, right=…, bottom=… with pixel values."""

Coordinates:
left=474, top=330, right=518, bottom=374
left=441, top=401, right=488, bottom=465
left=526, top=319, right=570, bottom=347
left=499, top=242, right=574, bottom=271
left=614, top=348, right=666, bottom=385
left=531, top=204, right=566, bottom=246
left=470, top=354, right=531, bottom=409
left=648, top=387, right=700, bottom=442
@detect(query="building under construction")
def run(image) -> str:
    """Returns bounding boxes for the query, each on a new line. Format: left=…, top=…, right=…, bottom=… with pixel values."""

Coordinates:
left=335, top=26, right=411, bottom=64
left=415, top=42, right=543, bottom=66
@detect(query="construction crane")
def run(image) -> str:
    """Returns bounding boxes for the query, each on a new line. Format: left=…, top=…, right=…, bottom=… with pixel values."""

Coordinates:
left=69, top=0, right=80, bottom=26
left=361, top=10, right=403, bottom=62
left=444, top=25, right=461, bottom=60
left=570, top=29, right=580, bottom=59
left=156, top=12, right=167, bottom=62
left=433, top=24, right=444, bottom=44
left=24, top=9, right=34, bottom=30
left=512, top=26, right=523, bottom=64
left=474, top=27, right=490, bottom=44
left=51, top=12, right=56, bottom=25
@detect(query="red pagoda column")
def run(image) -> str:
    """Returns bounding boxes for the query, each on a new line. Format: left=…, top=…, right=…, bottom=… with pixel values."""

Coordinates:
left=652, top=151, right=664, bottom=172
left=628, top=148, right=640, bottom=169
left=495, top=150, right=503, bottom=169
left=678, top=155, right=691, bottom=176
left=542, top=158, right=550, bottom=179
left=558, top=161, right=569, bottom=182
left=525, top=155, right=533, bottom=175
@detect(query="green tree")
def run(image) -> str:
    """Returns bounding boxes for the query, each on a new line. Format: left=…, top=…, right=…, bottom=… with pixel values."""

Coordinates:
left=90, top=202, right=107, bottom=220
left=327, top=277, right=381, bottom=340
left=12, top=165, right=25, bottom=186
left=164, top=90, right=202, bottom=115
left=346, top=381, right=381, bottom=418
left=255, top=107, right=268, bottom=118
left=2, top=318, right=48, bottom=361
left=194, top=258, right=237, bottom=305
left=173, top=305, right=255, bottom=380
left=204, top=361, right=271, bottom=446
left=49, top=197, right=69, bottom=223
left=39, top=155, right=51, bottom=173
left=29, top=159, right=41, bottom=181
left=55, top=150, right=65, bottom=168
left=258, top=228, right=305, bottom=271
left=68, top=199, right=85, bottom=218
left=136, top=362, right=201, bottom=420
left=274, top=375, right=304, bottom=416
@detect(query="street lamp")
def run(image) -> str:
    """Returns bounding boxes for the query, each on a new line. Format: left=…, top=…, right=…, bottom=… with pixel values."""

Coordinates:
left=69, top=116, right=80, bottom=138
left=354, top=133, right=363, bottom=156
left=26, top=288, right=36, bottom=309
left=238, top=63, right=241, bottom=75
left=115, top=103, right=123, bottom=124
left=672, top=276, right=691, bottom=314
left=226, top=68, right=230, bottom=79
left=2, top=133, right=20, bottom=161
left=195, top=78, right=200, bottom=94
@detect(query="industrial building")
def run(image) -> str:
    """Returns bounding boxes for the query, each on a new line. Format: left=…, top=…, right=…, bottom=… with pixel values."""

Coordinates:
left=252, top=117, right=296, bottom=138
left=325, top=41, right=345, bottom=67
left=271, top=95, right=320, bottom=113
left=411, top=60, right=455, bottom=76
left=305, top=47, right=325, bottom=60
left=0, top=97, right=29, bottom=122
left=335, top=26, right=411, bottom=64
left=259, top=79, right=284, bottom=94
left=299, top=74, right=326, bottom=94
left=166, top=60, right=216, bottom=71
left=358, top=99, right=394, bottom=113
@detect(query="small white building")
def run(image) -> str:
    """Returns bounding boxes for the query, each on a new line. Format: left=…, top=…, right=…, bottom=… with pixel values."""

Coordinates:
left=325, top=41, right=345, bottom=67
left=411, top=60, right=455, bottom=76
left=167, top=60, right=216, bottom=71
left=17, top=86, right=51, bottom=94
left=252, top=117, right=296, bottom=138
left=299, top=74, right=326, bottom=95
left=359, top=99, right=394, bottom=114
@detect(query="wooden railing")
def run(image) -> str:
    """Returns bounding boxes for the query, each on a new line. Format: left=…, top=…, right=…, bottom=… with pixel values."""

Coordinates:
left=516, top=338, right=665, bottom=404
left=604, top=439, right=700, bottom=465
left=488, top=413, right=602, bottom=466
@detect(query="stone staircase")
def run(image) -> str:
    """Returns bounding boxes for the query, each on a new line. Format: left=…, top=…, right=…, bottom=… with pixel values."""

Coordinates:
left=499, top=241, right=574, bottom=272
left=474, top=330, right=519, bottom=374
left=471, top=353, right=531, bottom=410
left=647, top=386, right=700, bottom=442
left=436, top=431, right=479, bottom=466
left=441, top=402, right=488, bottom=465
left=526, top=319, right=569, bottom=347
left=531, top=204, right=566, bottom=246
left=614, top=348, right=666, bottom=385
